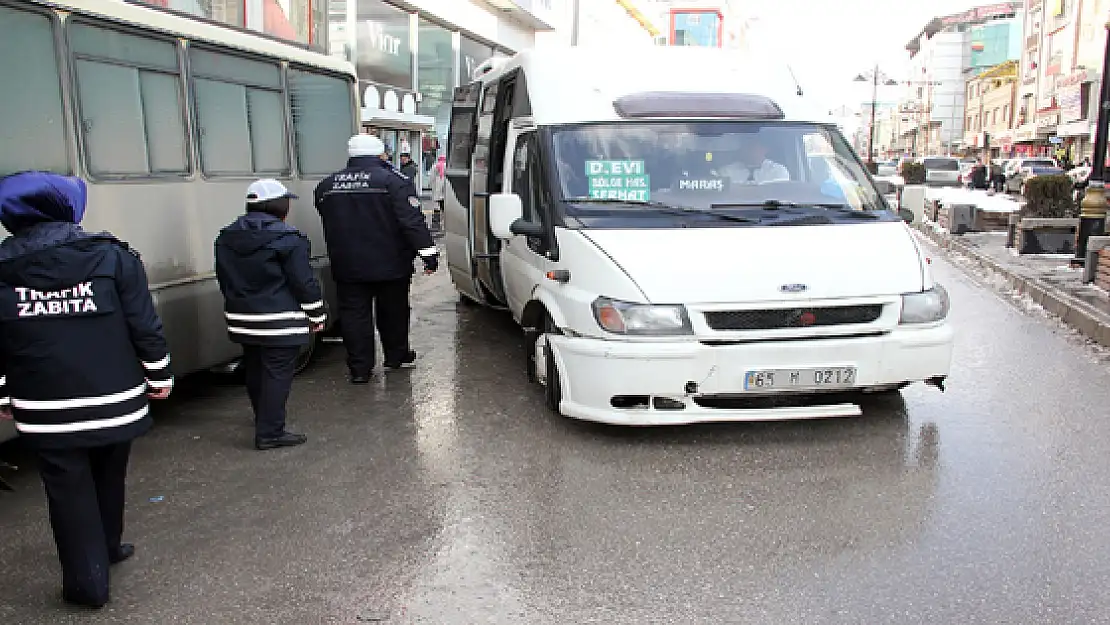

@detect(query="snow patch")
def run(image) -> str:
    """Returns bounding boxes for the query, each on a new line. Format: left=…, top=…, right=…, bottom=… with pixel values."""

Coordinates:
left=917, top=233, right=1110, bottom=365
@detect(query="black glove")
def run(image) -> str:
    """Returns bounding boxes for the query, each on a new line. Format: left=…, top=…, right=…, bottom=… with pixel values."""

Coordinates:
left=421, top=252, right=439, bottom=273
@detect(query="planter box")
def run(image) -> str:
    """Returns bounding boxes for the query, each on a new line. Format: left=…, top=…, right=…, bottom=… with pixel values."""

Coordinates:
left=972, top=210, right=1012, bottom=231
left=1017, top=217, right=1080, bottom=255
left=1097, top=249, right=1110, bottom=292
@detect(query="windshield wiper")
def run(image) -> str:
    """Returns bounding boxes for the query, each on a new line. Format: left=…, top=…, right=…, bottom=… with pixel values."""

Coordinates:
left=711, top=200, right=848, bottom=210
left=565, top=198, right=756, bottom=223
left=709, top=200, right=881, bottom=219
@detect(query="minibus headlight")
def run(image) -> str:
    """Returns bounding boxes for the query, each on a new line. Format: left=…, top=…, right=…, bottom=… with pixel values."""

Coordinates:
left=591, top=297, right=693, bottom=335
left=899, top=285, right=950, bottom=324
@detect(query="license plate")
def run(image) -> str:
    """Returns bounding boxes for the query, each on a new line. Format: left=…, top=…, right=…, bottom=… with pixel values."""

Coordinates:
left=743, top=367, right=858, bottom=391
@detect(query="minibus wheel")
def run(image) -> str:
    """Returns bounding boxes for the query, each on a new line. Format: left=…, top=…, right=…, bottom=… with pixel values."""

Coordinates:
left=543, top=337, right=562, bottom=414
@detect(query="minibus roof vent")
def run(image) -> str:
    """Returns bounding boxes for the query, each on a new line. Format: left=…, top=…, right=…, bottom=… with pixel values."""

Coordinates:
left=612, top=92, right=785, bottom=120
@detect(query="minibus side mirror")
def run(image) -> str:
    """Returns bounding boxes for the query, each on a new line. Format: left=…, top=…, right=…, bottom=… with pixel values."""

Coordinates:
left=490, top=193, right=524, bottom=240
left=490, top=193, right=545, bottom=240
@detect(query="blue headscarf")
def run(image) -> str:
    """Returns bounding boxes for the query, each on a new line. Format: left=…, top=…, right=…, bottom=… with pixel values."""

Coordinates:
left=0, top=171, right=87, bottom=233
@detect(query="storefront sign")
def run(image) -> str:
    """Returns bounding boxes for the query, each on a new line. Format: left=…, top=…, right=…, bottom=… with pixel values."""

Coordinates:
left=586, top=160, right=650, bottom=201
left=1057, top=70, right=1091, bottom=123
left=359, top=20, right=402, bottom=56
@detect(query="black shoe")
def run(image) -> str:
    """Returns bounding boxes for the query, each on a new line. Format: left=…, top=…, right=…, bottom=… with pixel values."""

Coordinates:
left=349, top=373, right=371, bottom=384
left=62, top=590, right=108, bottom=609
left=384, top=350, right=417, bottom=370
left=255, top=432, right=307, bottom=450
left=109, top=543, right=135, bottom=565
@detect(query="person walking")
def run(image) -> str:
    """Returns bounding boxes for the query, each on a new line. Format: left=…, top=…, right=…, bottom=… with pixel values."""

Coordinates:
left=399, top=152, right=420, bottom=180
left=0, top=171, right=173, bottom=609
left=314, top=134, right=439, bottom=384
left=430, top=154, right=447, bottom=234
left=214, top=179, right=326, bottom=450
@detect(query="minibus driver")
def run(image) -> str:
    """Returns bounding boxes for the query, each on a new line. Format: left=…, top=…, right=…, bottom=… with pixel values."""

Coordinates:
left=718, top=134, right=790, bottom=184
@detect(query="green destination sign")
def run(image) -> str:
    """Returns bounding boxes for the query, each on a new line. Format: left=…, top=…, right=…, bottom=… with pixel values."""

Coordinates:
left=585, top=160, right=650, bottom=201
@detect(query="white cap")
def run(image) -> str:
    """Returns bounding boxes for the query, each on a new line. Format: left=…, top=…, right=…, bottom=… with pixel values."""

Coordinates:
left=348, top=134, right=386, bottom=157
left=245, top=179, right=297, bottom=204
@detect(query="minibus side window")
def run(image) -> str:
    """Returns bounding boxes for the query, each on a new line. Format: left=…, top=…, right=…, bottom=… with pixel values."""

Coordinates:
left=510, top=133, right=550, bottom=255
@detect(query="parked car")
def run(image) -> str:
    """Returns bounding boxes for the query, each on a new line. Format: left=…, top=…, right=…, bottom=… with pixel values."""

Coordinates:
left=922, top=156, right=961, bottom=187
left=1003, top=157, right=1057, bottom=192
left=876, top=160, right=899, bottom=177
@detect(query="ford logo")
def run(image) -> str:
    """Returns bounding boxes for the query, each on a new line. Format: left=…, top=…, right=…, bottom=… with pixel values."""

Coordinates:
left=779, top=283, right=807, bottom=293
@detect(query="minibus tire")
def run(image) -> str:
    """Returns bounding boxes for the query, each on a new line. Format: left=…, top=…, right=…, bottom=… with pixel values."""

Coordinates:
left=543, top=338, right=562, bottom=414
left=525, top=328, right=539, bottom=383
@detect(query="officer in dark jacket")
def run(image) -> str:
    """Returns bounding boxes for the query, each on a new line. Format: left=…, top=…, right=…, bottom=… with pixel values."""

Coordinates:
left=215, top=179, right=325, bottom=450
left=314, top=134, right=438, bottom=384
left=0, top=171, right=173, bottom=609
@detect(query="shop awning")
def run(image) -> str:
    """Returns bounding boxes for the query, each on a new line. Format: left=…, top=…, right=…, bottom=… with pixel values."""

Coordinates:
left=361, top=108, right=436, bottom=131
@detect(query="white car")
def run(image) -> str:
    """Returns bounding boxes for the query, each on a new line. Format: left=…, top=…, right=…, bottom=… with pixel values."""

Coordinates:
left=922, top=157, right=961, bottom=187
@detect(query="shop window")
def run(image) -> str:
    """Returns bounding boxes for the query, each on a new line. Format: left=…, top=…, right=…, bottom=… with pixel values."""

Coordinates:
left=354, top=0, right=413, bottom=90
left=418, top=17, right=455, bottom=184
left=460, top=36, right=495, bottom=85
left=288, top=68, right=355, bottom=175
left=189, top=48, right=289, bottom=176
left=136, top=0, right=244, bottom=28
left=70, top=21, right=188, bottom=177
left=0, top=4, right=69, bottom=176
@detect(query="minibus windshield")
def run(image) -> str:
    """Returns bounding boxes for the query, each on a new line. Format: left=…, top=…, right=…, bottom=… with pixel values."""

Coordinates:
left=551, top=122, right=886, bottom=217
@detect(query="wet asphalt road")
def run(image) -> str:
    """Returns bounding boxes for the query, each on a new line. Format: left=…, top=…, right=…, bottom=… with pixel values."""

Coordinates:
left=3, top=243, right=1110, bottom=624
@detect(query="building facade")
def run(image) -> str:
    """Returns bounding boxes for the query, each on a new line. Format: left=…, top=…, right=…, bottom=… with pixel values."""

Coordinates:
left=898, top=2, right=1023, bottom=156
left=1053, top=0, right=1107, bottom=162
left=328, top=0, right=562, bottom=189
left=131, top=0, right=328, bottom=48
left=963, top=60, right=1020, bottom=155
left=640, top=0, right=750, bottom=50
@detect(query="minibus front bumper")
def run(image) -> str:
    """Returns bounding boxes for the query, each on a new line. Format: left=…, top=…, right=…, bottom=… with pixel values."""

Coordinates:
left=545, top=323, right=953, bottom=426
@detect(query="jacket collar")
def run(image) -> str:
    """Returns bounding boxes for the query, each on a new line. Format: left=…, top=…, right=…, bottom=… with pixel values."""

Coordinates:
left=0, top=222, right=107, bottom=262
left=347, top=156, right=389, bottom=169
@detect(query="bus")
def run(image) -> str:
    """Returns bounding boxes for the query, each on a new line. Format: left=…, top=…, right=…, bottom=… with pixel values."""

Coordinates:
left=0, top=0, right=359, bottom=443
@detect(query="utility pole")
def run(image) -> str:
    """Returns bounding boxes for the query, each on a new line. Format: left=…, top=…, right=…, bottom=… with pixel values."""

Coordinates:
left=855, top=66, right=898, bottom=164
left=570, top=0, right=580, bottom=46
left=869, top=63, right=879, bottom=163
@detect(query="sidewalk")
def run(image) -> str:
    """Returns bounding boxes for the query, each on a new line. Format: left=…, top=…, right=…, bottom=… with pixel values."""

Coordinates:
left=914, top=219, right=1110, bottom=350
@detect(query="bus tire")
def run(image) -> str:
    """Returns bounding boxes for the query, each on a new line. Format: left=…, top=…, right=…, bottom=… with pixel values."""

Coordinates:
left=293, top=333, right=319, bottom=376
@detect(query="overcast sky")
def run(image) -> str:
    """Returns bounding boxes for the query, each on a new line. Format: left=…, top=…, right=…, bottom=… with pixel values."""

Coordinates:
left=741, top=0, right=987, bottom=115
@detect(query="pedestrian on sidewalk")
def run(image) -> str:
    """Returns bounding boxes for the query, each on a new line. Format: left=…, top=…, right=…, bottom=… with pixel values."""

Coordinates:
left=314, top=134, right=439, bottom=384
left=214, top=179, right=326, bottom=450
left=0, top=171, right=174, bottom=609
left=990, top=160, right=1005, bottom=192
left=431, top=154, right=447, bottom=234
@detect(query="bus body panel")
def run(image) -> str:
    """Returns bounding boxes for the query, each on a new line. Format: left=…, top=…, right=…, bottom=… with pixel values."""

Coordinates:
left=1, top=0, right=358, bottom=443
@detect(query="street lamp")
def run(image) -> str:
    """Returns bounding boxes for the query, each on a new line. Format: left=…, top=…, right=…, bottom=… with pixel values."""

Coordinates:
left=854, top=66, right=899, bottom=164
left=1073, top=20, right=1110, bottom=268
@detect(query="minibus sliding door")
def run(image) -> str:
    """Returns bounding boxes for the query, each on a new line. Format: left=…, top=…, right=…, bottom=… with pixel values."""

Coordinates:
left=445, top=81, right=483, bottom=300
left=472, top=70, right=521, bottom=306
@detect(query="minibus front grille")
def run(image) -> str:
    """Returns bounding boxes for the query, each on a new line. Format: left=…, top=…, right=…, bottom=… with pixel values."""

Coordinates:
left=703, top=304, right=884, bottom=331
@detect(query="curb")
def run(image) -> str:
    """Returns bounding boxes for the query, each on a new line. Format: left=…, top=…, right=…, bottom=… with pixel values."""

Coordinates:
left=914, top=222, right=1110, bottom=349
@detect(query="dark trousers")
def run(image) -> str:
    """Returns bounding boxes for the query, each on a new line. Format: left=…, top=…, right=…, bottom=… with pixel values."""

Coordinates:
left=37, top=442, right=132, bottom=606
left=242, top=345, right=299, bottom=439
left=336, top=277, right=412, bottom=376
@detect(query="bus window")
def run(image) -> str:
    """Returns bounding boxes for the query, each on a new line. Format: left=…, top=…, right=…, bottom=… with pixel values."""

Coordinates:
left=70, top=21, right=188, bottom=178
left=189, top=47, right=289, bottom=177
left=0, top=5, right=69, bottom=177
left=288, top=68, right=354, bottom=176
